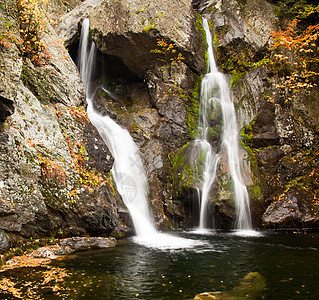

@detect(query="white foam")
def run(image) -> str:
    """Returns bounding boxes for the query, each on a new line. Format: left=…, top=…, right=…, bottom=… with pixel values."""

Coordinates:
left=132, top=232, right=209, bottom=250
left=231, top=230, right=263, bottom=237
left=188, top=228, right=217, bottom=236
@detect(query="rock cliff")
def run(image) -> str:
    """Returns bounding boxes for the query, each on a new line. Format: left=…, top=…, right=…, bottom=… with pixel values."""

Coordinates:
left=0, top=0, right=129, bottom=250
left=0, top=0, right=318, bottom=248
left=193, top=0, right=319, bottom=228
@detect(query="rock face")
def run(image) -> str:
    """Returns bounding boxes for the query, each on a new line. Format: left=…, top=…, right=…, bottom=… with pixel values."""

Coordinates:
left=169, top=0, right=278, bottom=228
left=0, top=1, right=129, bottom=242
left=172, top=0, right=319, bottom=229
left=89, top=0, right=204, bottom=78
left=68, top=0, right=206, bottom=228
left=57, top=0, right=105, bottom=45
left=0, top=0, right=317, bottom=237
left=262, top=185, right=319, bottom=228
left=206, top=0, right=319, bottom=228
left=0, top=0, right=206, bottom=239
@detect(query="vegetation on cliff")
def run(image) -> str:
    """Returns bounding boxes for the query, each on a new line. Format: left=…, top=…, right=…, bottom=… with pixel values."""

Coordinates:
left=270, top=0, right=319, bottom=101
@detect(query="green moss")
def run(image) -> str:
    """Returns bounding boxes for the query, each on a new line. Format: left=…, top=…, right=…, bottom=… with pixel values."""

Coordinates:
left=21, top=59, right=55, bottom=103
left=170, top=142, right=207, bottom=196
left=247, top=184, right=263, bottom=200
left=219, top=47, right=270, bottom=87
left=171, top=143, right=192, bottom=195
left=240, top=116, right=257, bottom=147
left=142, top=23, right=156, bottom=33
left=195, top=13, right=208, bottom=69
left=185, top=76, right=201, bottom=139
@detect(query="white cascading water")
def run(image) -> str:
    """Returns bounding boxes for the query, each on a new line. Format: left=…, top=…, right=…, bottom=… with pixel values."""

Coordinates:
left=77, top=18, right=207, bottom=248
left=196, top=18, right=252, bottom=231
left=78, top=19, right=156, bottom=237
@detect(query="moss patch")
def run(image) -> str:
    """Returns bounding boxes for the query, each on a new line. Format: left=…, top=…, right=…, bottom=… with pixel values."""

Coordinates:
left=21, top=59, right=55, bottom=103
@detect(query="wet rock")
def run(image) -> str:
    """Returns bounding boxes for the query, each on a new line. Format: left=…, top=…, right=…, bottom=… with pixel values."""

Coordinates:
left=251, top=102, right=280, bottom=148
left=146, top=68, right=190, bottom=149
left=32, top=237, right=117, bottom=259
left=57, top=0, right=105, bottom=45
left=194, top=272, right=266, bottom=300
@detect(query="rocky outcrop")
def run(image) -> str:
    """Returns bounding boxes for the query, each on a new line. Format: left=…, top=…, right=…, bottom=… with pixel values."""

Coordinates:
left=1, top=0, right=317, bottom=235
left=0, top=0, right=207, bottom=238
left=57, top=0, right=105, bottom=45
left=169, top=0, right=278, bottom=228
left=61, top=0, right=206, bottom=228
left=209, top=0, right=319, bottom=228
left=174, top=0, right=319, bottom=229
left=1, top=236, right=116, bottom=270
left=32, top=236, right=116, bottom=259
left=262, top=185, right=319, bottom=228
left=210, top=0, right=276, bottom=49
left=89, top=0, right=205, bottom=78
left=0, top=1, right=130, bottom=242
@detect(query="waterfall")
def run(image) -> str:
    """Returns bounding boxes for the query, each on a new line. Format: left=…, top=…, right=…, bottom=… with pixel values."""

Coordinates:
left=196, top=18, right=252, bottom=230
left=76, top=18, right=208, bottom=248
left=77, top=19, right=156, bottom=237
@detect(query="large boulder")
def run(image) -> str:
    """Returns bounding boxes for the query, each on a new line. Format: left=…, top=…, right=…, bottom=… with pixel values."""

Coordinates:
left=89, top=0, right=205, bottom=78
left=0, top=81, right=124, bottom=238
left=57, top=0, right=105, bottom=45
left=199, top=0, right=276, bottom=49
left=262, top=185, right=319, bottom=228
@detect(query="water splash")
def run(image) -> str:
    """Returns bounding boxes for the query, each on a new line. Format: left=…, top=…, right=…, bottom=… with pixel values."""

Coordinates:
left=196, top=18, right=252, bottom=230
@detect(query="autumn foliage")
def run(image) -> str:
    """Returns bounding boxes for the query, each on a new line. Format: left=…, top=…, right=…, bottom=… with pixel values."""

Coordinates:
left=16, top=0, right=49, bottom=64
left=150, top=38, right=185, bottom=65
left=270, top=4, right=319, bottom=101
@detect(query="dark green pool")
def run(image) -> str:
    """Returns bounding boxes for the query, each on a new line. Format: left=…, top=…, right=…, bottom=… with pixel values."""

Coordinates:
left=1, top=230, right=318, bottom=299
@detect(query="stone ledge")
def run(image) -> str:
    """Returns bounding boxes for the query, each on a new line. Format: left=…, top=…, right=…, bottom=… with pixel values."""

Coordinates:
left=0, top=236, right=116, bottom=272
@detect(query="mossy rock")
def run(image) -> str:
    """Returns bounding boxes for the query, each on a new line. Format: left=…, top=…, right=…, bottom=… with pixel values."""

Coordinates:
left=170, top=141, right=207, bottom=196
left=21, top=59, right=55, bottom=104
left=194, top=272, right=266, bottom=300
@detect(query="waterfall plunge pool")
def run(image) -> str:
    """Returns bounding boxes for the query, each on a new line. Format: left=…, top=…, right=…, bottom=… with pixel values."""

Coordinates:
left=1, top=230, right=318, bottom=299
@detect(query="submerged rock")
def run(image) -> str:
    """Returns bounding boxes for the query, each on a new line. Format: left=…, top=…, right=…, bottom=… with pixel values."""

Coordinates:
left=194, top=272, right=266, bottom=300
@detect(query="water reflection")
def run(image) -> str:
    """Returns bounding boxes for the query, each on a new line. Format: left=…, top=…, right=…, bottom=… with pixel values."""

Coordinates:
left=0, top=231, right=318, bottom=299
